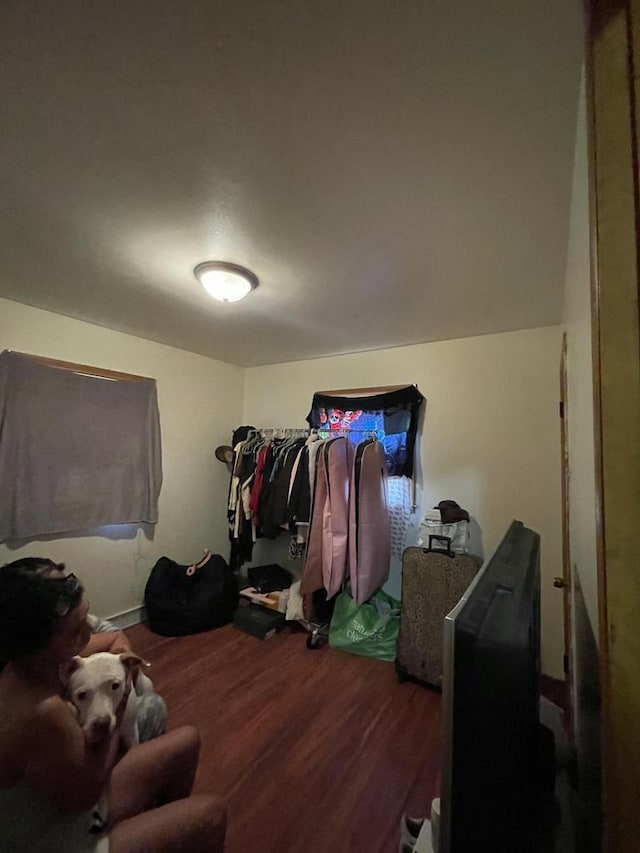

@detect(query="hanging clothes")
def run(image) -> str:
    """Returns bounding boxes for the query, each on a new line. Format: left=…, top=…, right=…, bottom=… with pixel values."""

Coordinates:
left=261, top=439, right=305, bottom=537
left=349, top=439, right=390, bottom=605
left=249, top=443, right=269, bottom=516
left=300, top=444, right=327, bottom=596
left=225, top=429, right=311, bottom=570
left=227, top=438, right=256, bottom=570
left=225, top=427, right=392, bottom=597
left=321, top=437, right=353, bottom=600
left=301, top=436, right=391, bottom=605
left=287, top=443, right=311, bottom=527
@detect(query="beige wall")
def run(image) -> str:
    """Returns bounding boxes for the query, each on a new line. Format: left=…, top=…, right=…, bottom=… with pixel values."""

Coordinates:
left=244, top=326, right=565, bottom=678
left=0, top=297, right=243, bottom=620
left=563, top=76, right=599, bottom=637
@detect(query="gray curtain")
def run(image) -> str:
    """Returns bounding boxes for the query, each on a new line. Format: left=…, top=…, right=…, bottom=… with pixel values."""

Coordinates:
left=0, top=351, right=162, bottom=541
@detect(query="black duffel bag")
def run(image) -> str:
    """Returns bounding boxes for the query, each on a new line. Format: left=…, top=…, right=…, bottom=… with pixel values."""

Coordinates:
left=144, top=552, right=238, bottom=636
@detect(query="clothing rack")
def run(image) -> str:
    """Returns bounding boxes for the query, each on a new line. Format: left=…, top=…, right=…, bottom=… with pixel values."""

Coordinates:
left=245, top=427, right=385, bottom=441
left=247, top=428, right=309, bottom=439
left=316, top=427, right=384, bottom=439
left=245, top=428, right=414, bottom=506
left=227, top=423, right=412, bottom=647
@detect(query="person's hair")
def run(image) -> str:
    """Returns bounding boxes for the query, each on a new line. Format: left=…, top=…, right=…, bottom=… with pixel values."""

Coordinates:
left=0, top=557, right=84, bottom=663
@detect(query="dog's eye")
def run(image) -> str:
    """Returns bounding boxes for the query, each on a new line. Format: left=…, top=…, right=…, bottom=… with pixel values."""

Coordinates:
left=111, top=681, right=121, bottom=691
left=75, top=691, right=87, bottom=702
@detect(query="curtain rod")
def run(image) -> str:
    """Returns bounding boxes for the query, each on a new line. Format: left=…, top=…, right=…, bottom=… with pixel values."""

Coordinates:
left=12, top=351, right=152, bottom=383
left=314, top=383, right=415, bottom=396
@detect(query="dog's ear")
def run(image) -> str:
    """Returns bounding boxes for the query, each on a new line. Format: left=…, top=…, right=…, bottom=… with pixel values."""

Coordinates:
left=59, top=655, right=84, bottom=688
left=118, top=652, right=149, bottom=675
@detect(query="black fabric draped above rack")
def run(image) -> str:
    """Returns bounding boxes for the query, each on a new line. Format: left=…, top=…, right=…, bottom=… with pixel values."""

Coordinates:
left=305, top=384, right=424, bottom=478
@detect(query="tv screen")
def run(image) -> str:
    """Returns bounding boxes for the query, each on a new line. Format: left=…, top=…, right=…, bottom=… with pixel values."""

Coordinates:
left=439, top=520, right=542, bottom=853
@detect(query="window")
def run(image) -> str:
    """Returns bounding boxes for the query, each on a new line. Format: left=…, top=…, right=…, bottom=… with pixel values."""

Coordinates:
left=0, top=351, right=162, bottom=542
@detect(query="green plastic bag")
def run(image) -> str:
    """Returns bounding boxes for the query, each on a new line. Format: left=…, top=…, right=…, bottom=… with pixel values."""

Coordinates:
left=329, top=588, right=401, bottom=662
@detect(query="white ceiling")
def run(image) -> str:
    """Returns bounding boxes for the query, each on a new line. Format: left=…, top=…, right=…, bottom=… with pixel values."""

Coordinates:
left=0, top=1, right=583, bottom=367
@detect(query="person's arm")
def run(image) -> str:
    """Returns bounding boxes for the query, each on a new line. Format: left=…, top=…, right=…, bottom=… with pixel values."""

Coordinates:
left=87, top=614, right=119, bottom=633
left=81, top=631, right=131, bottom=656
left=25, top=696, right=121, bottom=812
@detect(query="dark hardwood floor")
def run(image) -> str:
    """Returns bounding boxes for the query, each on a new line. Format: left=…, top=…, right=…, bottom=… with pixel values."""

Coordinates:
left=126, top=622, right=442, bottom=853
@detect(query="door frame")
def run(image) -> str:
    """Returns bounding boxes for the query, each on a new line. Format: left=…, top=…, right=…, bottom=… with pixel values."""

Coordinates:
left=559, top=332, right=574, bottom=736
left=587, top=1, right=640, bottom=849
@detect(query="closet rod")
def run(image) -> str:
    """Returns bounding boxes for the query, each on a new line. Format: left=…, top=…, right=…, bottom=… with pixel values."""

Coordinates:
left=247, top=427, right=309, bottom=437
left=11, top=351, right=152, bottom=383
left=316, top=427, right=383, bottom=436
left=246, top=427, right=383, bottom=438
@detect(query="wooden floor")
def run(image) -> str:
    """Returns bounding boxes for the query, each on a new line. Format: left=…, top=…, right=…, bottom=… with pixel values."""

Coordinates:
left=126, top=621, right=442, bottom=853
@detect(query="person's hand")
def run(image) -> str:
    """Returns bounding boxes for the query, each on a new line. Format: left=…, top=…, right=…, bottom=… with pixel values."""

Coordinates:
left=109, top=636, right=132, bottom=655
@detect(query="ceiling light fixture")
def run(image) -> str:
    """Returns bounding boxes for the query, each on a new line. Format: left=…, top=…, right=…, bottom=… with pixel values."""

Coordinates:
left=194, top=261, right=259, bottom=303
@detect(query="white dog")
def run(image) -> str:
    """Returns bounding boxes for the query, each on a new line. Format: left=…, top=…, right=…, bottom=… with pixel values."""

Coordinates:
left=64, top=652, right=154, bottom=826
left=65, top=651, right=153, bottom=747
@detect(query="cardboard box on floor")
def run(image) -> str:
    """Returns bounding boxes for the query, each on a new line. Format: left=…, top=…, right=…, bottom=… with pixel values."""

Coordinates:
left=239, top=586, right=290, bottom=614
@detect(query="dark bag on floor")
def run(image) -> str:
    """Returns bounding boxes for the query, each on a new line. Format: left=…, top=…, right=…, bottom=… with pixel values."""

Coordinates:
left=144, top=553, right=238, bottom=636
left=396, top=536, right=481, bottom=689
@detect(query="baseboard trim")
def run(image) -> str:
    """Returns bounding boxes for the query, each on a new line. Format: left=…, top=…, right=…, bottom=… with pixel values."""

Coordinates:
left=107, top=605, right=147, bottom=629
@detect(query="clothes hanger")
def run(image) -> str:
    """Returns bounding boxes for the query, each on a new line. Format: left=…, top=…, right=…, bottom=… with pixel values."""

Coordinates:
left=242, top=431, right=264, bottom=455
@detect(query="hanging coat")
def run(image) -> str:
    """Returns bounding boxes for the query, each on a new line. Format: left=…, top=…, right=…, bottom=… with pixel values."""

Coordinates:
left=349, top=439, right=390, bottom=605
left=300, top=444, right=327, bottom=595
left=322, top=437, right=354, bottom=600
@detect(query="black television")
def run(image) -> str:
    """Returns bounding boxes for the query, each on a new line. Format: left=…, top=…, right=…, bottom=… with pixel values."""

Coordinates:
left=438, top=519, right=548, bottom=853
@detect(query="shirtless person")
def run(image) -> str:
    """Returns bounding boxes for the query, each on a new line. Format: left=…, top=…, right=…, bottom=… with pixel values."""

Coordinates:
left=0, top=557, right=226, bottom=853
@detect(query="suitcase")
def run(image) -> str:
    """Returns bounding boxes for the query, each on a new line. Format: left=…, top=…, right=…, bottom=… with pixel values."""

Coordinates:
left=396, top=535, right=482, bottom=689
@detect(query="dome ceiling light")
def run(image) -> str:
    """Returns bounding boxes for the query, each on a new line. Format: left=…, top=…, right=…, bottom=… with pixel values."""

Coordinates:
left=194, top=261, right=259, bottom=303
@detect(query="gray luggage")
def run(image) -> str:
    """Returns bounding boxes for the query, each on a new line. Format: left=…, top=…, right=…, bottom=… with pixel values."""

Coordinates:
left=396, top=535, right=481, bottom=689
